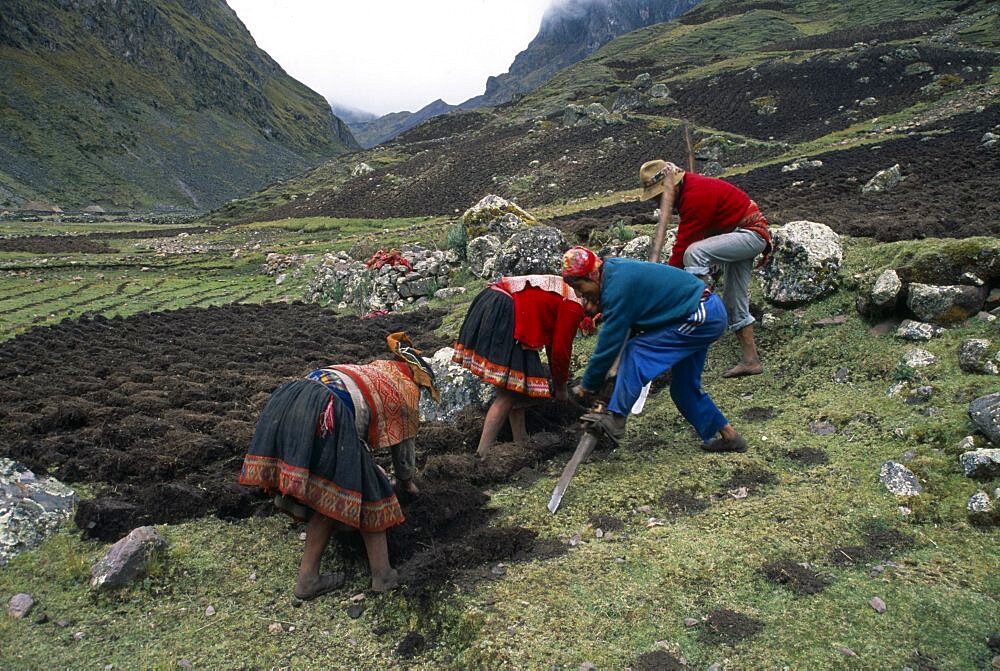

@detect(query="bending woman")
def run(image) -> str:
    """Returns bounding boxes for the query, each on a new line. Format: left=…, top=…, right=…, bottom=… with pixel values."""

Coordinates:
left=240, top=332, right=439, bottom=600
left=453, top=274, right=585, bottom=457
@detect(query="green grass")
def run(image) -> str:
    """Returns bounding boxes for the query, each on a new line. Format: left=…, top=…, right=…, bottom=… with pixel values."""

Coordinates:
left=1, top=227, right=998, bottom=668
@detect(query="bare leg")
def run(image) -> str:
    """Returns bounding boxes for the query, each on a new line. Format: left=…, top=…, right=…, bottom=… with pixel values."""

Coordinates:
left=723, top=325, right=763, bottom=378
left=295, top=513, right=345, bottom=599
left=509, top=407, right=528, bottom=446
left=360, top=530, right=398, bottom=592
left=477, top=389, right=516, bottom=457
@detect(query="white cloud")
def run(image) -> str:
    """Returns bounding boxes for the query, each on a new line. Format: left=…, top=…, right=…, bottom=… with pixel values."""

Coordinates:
left=227, top=0, right=553, bottom=116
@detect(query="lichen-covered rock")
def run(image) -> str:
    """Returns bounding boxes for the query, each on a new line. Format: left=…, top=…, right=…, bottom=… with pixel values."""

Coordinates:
left=632, top=73, right=652, bottom=90
left=895, top=319, right=944, bottom=341
left=351, top=162, right=375, bottom=176
left=879, top=460, right=922, bottom=496
left=895, top=238, right=1000, bottom=286
left=419, top=347, right=492, bottom=422
left=7, top=594, right=33, bottom=619
left=959, top=338, right=998, bottom=375
left=760, top=221, right=842, bottom=306
left=781, top=158, right=823, bottom=172
left=649, top=83, right=670, bottom=98
left=959, top=449, right=1000, bottom=479
left=461, top=195, right=535, bottom=238
left=90, top=526, right=167, bottom=592
left=482, top=226, right=569, bottom=279
left=872, top=269, right=902, bottom=306
left=862, top=164, right=902, bottom=193
left=612, top=88, right=643, bottom=113
left=489, top=212, right=529, bottom=240
left=1, top=459, right=77, bottom=567
left=902, top=347, right=936, bottom=368
left=969, top=393, right=1000, bottom=445
left=966, top=492, right=993, bottom=525
left=907, top=283, right=985, bottom=323
left=467, top=235, right=501, bottom=278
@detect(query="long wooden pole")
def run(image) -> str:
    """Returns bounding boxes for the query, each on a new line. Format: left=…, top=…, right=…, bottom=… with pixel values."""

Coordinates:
left=649, top=181, right=675, bottom=263
left=683, top=123, right=695, bottom=173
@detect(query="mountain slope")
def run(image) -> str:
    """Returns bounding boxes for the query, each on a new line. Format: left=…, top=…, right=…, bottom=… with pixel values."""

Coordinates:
left=462, top=0, right=702, bottom=109
left=210, top=0, right=999, bottom=242
left=0, top=0, right=359, bottom=211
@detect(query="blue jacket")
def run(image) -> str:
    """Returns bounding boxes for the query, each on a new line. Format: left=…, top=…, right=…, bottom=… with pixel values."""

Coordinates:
left=581, top=258, right=705, bottom=390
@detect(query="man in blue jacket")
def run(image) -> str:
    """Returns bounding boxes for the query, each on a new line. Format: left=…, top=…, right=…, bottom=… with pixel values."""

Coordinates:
left=561, top=245, right=746, bottom=453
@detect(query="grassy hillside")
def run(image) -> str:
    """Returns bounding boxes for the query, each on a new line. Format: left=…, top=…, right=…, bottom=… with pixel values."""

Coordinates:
left=0, top=0, right=358, bottom=212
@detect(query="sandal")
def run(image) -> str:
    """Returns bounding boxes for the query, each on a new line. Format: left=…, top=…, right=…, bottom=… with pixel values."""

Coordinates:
left=294, top=572, right=346, bottom=601
left=580, top=412, right=625, bottom=447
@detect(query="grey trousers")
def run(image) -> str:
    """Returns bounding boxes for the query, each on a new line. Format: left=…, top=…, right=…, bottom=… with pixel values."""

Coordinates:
left=683, top=229, right=766, bottom=331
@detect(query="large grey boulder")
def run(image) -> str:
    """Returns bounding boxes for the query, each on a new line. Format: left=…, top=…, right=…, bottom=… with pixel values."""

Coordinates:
left=969, top=393, right=1000, bottom=445
left=7, top=594, right=33, bottom=619
left=879, top=460, right=922, bottom=496
left=482, top=226, right=569, bottom=279
left=959, top=338, right=998, bottom=375
left=489, top=213, right=529, bottom=240
left=461, top=195, right=535, bottom=237
left=959, top=449, right=1000, bottom=479
left=760, top=221, right=842, bottom=306
left=907, top=283, right=985, bottom=323
left=419, top=347, right=492, bottom=423
left=90, top=526, right=167, bottom=592
left=612, top=88, right=643, bottom=113
left=862, top=164, right=903, bottom=193
left=466, top=235, right=501, bottom=278
left=1, top=459, right=77, bottom=567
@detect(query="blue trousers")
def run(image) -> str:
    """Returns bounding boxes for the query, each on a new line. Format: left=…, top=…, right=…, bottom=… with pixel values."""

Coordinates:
left=609, top=293, right=729, bottom=442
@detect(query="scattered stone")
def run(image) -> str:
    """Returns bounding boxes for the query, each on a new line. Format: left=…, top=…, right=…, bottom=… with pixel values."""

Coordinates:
left=56, top=619, right=70, bottom=628
left=0, top=458, right=77, bottom=567
left=350, top=593, right=366, bottom=603
left=268, top=622, right=283, bottom=634
left=346, top=604, right=365, bottom=619
left=992, top=655, right=1000, bottom=670
left=869, top=596, right=887, bottom=613
left=419, top=347, right=491, bottom=422
left=580, top=662, right=597, bottom=671
left=968, top=491, right=992, bottom=515
left=895, top=319, right=944, bottom=341
left=808, top=420, right=836, bottom=436
left=834, top=367, right=850, bottom=383
left=839, top=647, right=859, bottom=658
left=879, top=461, right=922, bottom=496
left=90, top=526, right=167, bottom=592
left=969, top=393, right=1000, bottom=445
left=708, top=664, right=722, bottom=671
left=781, top=158, right=823, bottom=172
left=957, top=436, right=977, bottom=452
left=812, top=314, right=848, bottom=327
left=177, top=660, right=193, bottom=670
left=960, top=449, right=1000, bottom=479
left=760, top=221, right=842, bottom=306
left=862, top=164, right=902, bottom=193
left=960, top=339, right=998, bottom=375
left=684, top=617, right=700, bottom=627
left=204, top=605, right=216, bottom=617
left=74, top=631, right=86, bottom=641
left=433, top=287, right=466, bottom=300
left=7, top=593, right=34, bottom=619
left=902, top=348, right=936, bottom=368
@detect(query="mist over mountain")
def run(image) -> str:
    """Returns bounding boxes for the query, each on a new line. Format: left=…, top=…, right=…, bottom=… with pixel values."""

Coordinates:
left=0, top=0, right=358, bottom=212
left=343, top=0, right=700, bottom=148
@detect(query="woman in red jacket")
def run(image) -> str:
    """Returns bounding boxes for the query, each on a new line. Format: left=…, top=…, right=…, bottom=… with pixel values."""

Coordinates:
left=640, top=160, right=772, bottom=378
left=453, top=274, right=586, bottom=456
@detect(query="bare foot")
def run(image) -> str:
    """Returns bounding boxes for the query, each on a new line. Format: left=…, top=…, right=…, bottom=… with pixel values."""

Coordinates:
left=722, top=360, right=764, bottom=378
left=371, top=568, right=399, bottom=593
left=294, top=572, right=345, bottom=601
left=397, top=479, right=420, bottom=495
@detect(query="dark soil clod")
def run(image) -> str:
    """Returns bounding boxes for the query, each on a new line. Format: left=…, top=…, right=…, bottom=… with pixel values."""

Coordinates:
left=658, top=489, right=710, bottom=516
left=588, top=514, right=624, bottom=531
left=720, top=466, right=778, bottom=494
left=395, top=631, right=426, bottom=658
left=631, top=649, right=688, bottom=671
left=699, top=609, right=764, bottom=646
left=829, top=523, right=915, bottom=566
left=740, top=406, right=777, bottom=422
left=761, top=559, right=831, bottom=595
left=786, top=447, right=829, bottom=466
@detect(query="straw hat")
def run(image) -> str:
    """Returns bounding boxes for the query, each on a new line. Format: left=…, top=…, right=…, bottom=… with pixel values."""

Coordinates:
left=639, top=160, right=685, bottom=200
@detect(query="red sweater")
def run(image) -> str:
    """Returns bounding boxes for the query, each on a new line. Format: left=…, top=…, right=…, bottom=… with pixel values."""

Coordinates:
left=506, top=285, right=584, bottom=386
left=668, top=172, right=770, bottom=268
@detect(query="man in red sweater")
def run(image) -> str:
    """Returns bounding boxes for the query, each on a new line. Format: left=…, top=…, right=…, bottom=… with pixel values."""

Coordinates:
left=640, top=160, right=771, bottom=378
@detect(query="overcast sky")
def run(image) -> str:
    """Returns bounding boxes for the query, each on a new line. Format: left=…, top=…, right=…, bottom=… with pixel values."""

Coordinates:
left=227, top=0, right=554, bottom=117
